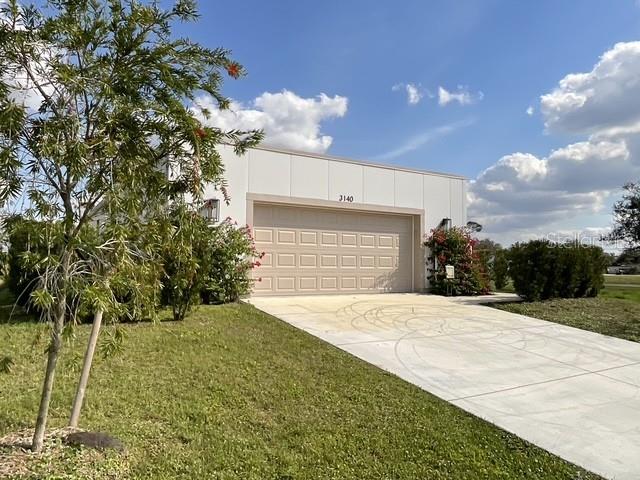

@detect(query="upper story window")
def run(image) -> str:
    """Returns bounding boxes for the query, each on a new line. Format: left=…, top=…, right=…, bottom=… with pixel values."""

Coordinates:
left=200, top=198, right=220, bottom=224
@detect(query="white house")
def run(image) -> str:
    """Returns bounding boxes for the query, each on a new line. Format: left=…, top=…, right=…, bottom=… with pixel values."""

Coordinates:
left=203, top=145, right=467, bottom=296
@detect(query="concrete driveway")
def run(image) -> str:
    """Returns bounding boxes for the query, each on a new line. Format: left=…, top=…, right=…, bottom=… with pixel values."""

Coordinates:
left=248, top=293, right=640, bottom=480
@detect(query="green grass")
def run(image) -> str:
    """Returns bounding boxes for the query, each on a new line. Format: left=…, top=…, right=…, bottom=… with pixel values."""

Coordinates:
left=604, top=274, right=640, bottom=286
left=493, top=297, right=640, bottom=343
left=0, top=298, right=602, bottom=479
left=600, top=285, right=640, bottom=303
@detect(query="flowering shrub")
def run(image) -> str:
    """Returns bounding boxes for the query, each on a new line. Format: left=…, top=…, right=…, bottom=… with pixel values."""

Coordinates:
left=424, top=227, right=489, bottom=296
left=201, top=220, right=260, bottom=304
left=159, top=206, right=259, bottom=321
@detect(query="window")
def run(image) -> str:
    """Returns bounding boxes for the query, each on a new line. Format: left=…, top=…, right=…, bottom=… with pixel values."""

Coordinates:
left=200, top=198, right=220, bottom=224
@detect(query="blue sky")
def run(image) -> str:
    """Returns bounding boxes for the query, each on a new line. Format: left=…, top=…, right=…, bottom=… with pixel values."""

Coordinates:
left=184, top=1, right=636, bottom=173
left=183, top=1, right=640, bottom=246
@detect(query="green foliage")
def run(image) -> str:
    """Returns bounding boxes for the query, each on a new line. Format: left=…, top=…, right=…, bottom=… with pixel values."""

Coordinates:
left=474, top=238, right=510, bottom=290
left=0, top=0, right=262, bottom=323
left=159, top=205, right=258, bottom=321
left=0, top=0, right=262, bottom=441
left=508, top=240, right=607, bottom=301
left=0, top=251, right=8, bottom=278
left=613, top=247, right=640, bottom=271
left=159, top=204, right=211, bottom=322
left=609, top=182, right=640, bottom=247
left=5, top=216, right=63, bottom=310
left=493, top=249, right=509, bottom=290
left=424, top=227, right=489, bottom=296
left=202, top=220, right=259, bottom=305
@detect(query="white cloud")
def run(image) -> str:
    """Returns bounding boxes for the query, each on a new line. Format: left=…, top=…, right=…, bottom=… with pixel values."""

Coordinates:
left=438, top=85, right=483, bottom=106
left=526, top=105, right=534, bottom=116
left=470, top=41, right=640, bottom=245
left=194, top=89, right=347, bottom=153
left=392, top=82, right=424, bottom=105
left=374, top=118, right=474, bottom=161
left=541, top=41, right=640, bottom=134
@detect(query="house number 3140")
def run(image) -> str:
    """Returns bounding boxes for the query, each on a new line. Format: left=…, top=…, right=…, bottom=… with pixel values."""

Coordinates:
left=339, top=194, right=354, bottom=203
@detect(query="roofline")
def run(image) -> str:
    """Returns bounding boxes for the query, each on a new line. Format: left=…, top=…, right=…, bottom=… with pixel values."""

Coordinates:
left=248, top=144, right=467, bottom=180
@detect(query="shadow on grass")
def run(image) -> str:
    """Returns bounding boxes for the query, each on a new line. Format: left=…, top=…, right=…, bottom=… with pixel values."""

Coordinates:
left=0, top=286, right=34, bottom=324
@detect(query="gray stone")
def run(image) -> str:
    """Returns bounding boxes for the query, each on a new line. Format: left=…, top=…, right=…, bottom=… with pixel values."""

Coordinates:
left=64, top=431, right=125, bottom=452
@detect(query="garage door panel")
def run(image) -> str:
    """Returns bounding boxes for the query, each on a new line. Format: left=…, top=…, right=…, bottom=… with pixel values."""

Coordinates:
left=360, top=256, right=375, bottom=268
left=252, top=204, right=413, bottom=295
left=321, top=232, right=338, bottom=246
left=360, top=234, right=375, bottom=247
left=320, top=276, right=338, bottom=290
left=299, top=254, right=317, bottom=267
left=299, top=231, right=317, bottom=245
left=276, top=277, right=296, bottom=291
left=341, top=233, right=357, bottom=247
left=299, top=277, right=317, bottom=290
left=254, top=228, right=273, bottom=244
left=341, top=255, right=357, bottom=268
left=379, top=256, right=394, bottom=268
left=261, top=253, right=273, bottom=267
left=320, top=254, right=338, bottom=267
left=276, top=253, right=296, bottom=267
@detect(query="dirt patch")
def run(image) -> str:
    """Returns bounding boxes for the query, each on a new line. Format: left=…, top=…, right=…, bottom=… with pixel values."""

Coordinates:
left=0, top=428, right=129, bottom=479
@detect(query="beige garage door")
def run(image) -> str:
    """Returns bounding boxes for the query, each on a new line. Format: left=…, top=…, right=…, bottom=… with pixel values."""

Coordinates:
left=252, top=203, right=414, bottom=295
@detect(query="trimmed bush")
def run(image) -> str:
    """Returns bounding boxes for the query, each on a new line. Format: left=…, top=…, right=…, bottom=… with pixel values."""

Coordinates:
left=493, top=249, right=509, bottom=290
left=508, top=240, right=606, bottom=301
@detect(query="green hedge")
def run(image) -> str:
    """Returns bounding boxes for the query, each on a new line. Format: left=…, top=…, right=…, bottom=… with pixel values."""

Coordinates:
left=508, top=240, right=606, bottom=301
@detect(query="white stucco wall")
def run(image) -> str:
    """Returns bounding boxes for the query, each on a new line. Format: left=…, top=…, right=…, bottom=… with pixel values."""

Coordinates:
left=203, top=145, right=467, bottom=232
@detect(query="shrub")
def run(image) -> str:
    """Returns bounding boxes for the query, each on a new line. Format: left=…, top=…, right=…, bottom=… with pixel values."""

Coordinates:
left=159, top=206, right=213, bottom=321
left=508, top=240, right=606, bottom=301
left=424, top=227, right=489, bottom=296
left=159, top=206, right=259, bottom=320
left=5, top=216, right=63, bottom=309
left=493, top=249, right=509, bottom=290
left=201, top=221, right=259, bottom=304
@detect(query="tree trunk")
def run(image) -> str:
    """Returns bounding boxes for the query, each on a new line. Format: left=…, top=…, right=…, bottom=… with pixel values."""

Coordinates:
left=69, top=308, right=104, bottom=428
left=31, top=302, right=65, bottom=452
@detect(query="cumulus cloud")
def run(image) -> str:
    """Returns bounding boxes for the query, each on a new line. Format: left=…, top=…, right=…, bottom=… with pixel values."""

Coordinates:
left=438, top=85, right=483, bottom=106
left=194, top=89, right=347, bottom=153
left=526, top=105, right=534, bottom=116
left=469, top=41, right=640, bottom=245
left=541, top=42, right=640, bottom=135
left=392, top=82, right=425, bottom=105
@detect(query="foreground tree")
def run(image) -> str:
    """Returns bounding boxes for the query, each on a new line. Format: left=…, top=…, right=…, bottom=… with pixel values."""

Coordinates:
left=0, top=0, right=260, bottom=451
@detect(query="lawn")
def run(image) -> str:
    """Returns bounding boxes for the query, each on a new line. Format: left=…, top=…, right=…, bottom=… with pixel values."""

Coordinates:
left=603, top=274, right=640, bottom=285
left=493, top=297, right=640, bottom=343
left=0, top=301, right=601, bottom=478
left=491, top=274, right=640, bottom=344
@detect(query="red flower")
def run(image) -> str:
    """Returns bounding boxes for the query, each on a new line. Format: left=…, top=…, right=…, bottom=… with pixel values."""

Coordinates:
left=226, top=62, right=241, bottom=78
